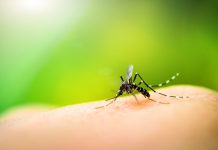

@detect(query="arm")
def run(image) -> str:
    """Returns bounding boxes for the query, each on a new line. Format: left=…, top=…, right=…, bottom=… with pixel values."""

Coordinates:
left=0, top=85, right=218, bottom=150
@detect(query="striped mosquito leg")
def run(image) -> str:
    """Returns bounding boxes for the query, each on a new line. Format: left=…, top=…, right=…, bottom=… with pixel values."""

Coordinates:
left=156, top=92, right=189, bottom=99
left=133, top=73, right=189, bottom=100
left=95, top=90, right=123, bottom=109
left=149, top=73, right=180, bottom=87
left=95, top=97, right=118, bottom=109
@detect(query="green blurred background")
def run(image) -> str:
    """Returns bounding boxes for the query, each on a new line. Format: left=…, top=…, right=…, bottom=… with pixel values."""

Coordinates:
left=0, top=0, right=217, bottom=114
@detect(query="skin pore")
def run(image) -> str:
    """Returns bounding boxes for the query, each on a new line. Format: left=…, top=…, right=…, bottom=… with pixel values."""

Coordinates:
left=0, top=85, right=218, bottom=150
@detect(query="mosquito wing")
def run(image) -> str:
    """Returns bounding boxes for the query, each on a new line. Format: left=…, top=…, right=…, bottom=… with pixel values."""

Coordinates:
left=126, top=65, right=134, bottom=81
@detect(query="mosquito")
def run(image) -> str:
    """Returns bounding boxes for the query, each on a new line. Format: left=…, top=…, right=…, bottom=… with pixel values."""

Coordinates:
left=96, top=65, right=189, bottom=109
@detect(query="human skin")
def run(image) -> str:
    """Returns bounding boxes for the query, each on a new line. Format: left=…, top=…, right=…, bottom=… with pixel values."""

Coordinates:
left=0, top=85, right=218, bottom=150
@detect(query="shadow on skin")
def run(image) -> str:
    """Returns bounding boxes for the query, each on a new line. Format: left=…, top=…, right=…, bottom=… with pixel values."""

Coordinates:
left=0, top=85, right=218, bottom=150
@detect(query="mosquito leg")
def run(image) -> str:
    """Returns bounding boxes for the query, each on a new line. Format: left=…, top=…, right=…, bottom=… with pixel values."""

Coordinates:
left=137, top=80, right=143, bottom=86
left=134, top=73, right=189, bottom=99
left=148, top=97, right=169, bottom=104
left=132, top=73, right=144, bottom=91
left=131, top=79, right=143, bottom=94
left=95, top=97, right=118, bottom=109
left=120, top=75, right=124, bottom=82
left=95, top=90, right=123, bottom=109
left=133, top=73, right=137, bottom=82
left=151, top=90, right=189, bottom=99
left=134, top=73, right=157, bottom=92
left=149, top=73, right=179, bottom=88
left=130, top=92, right=139, bottom=103
left=105, top=98, right=117, bottom=106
